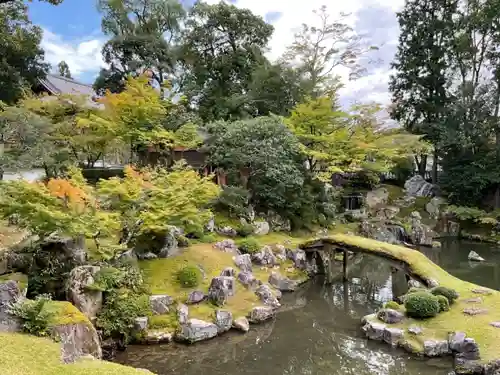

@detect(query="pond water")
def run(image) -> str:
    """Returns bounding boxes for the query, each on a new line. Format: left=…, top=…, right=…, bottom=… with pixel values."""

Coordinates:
left=114, top=240, right=500, bottom=375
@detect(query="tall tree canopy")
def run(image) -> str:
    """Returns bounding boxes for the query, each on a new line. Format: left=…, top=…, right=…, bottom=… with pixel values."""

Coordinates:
left=180, top=1, right=274, bottom=122
left=0, top=1, right=49, bottom=103
left=57, top=60, right=72, bottom=78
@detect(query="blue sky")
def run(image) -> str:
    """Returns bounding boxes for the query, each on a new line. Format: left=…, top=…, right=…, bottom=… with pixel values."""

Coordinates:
left=26, top=0, right=405, bottom=106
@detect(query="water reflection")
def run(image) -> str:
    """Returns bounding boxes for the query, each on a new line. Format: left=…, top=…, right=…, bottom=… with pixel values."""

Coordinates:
left=115, top=254, right=451, bottom=375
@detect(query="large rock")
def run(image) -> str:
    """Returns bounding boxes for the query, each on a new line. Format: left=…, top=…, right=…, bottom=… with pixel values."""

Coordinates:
left=268, top=271, right=297, bottom=292
left=253, top=221, right=270, bottom=236
left=383, top=327, right=404, bottom=346
left=252, top=246, right=278, bottom=266
left=177, top=304, right=189, bottom=324
left=149, top=295, right=174, bottom=315
left=423, top=340, right=450, bottom=357
left=248, top=306, right=275, bottom=323
left=50, top=322, right=102, bottom=363
left=214, top=310, right=232, bottom=333
left=410, top=212, right=435, bottom=246
left=186, top=290, right=206, bottom=305
left=255, top=284, right=280, bottom=308
left=220, top=267, right=236, bottom=277
left=214, top=239, right=239, bottom=254
left=232, top=317, right=250, bottom=332
left=288, top=249, right=307, bottom=270
left=361, top=320, right=386, bottom=341
left=449, top=332, right=480, bottom=360
left=158, top=227, right=180, bottom=258
left=377, top=309, right=405, bottom=324
left=404, top=175, right=435, bottom=197
left=237, top=272, right=261, bottom=290
left=66, top=266, right=102, bottom=321
left=0, top=280, right=22, bottom=332
left=468, top=251, right=485, bottom=262
left=366, top=187, right=389, bottom=209
left=233, top=254, right=252, bottom=273
left=175, top=319, right=218, bottom=343
left=208, top=276, right=235, bottom=306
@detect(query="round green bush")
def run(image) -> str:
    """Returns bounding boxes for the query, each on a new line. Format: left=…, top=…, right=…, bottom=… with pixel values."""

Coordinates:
left=237, top=223, right=255, bottom=237
left=176, top=235, right=191, bottom=248
left=404, top=291, right=440, bottom=319
left=431, top=286, right=459, bottom=305
left=177, top=266, right=202, bottom=288
left=237, top=238, right=261, bottom=254
left=408, top=287, right=427, bottom=294
left=437, top=295, right=450, bottom=312
left=384, top=301, right=401, bottom=310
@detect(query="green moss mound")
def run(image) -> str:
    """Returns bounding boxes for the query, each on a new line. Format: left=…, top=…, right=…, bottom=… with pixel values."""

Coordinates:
left=177, top=265, right=202, bottom=288
left=237, top=223, right=255, bottom=237
left=405, top=292, right=440, bottom=319
left=384, top=301, right=402, bottom=310
left=431, top=286, right=459, bottom=305
left=237, top=237, right=261, bottom=254
left=436, top=295, right=450, bottom=312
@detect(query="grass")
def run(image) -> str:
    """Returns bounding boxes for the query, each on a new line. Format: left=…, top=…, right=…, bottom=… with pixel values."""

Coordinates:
left=140, top=240, right=308, bottom=332
left=0, top=333, right=152, bottom=375
left=0, top=272, right=28, bottom=290
left=305, top=233, right=500, bottom=363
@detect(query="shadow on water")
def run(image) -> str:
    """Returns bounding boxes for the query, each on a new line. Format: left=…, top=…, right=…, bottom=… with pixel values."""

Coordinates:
left=114, top=253, right=455, bottom=375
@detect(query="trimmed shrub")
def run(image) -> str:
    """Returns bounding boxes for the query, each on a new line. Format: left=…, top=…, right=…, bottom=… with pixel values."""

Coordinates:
left=404, top=291, right=440, bottom=319
left=185, top=223, right=204, bottom=239
left=237, top=223, right=255, bottom=237
left=237, top=238, right=261, bottom=254
left=431, top=286, right=459, bottom=305
left=437, top=295, right=450, bottom=312
left=176, top=235, right=191, bottom=248
left=9, top=294, right=53, bottom=336
left=198, top=233, right=217, bottom=243
left=177, top=266, right=202, bottom=288
left=384, top=301, right=401, bottom=310
left=408, top=287, right=427, bottom=294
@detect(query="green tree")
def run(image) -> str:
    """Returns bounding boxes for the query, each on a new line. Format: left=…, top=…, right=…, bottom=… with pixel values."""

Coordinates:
left=0, top=0, right=62, bottom=4
left=282, top=5, right=376, bottom=98
left=95, top=0, right=185, bottom=94
left=57, top=60, right=72, bottom=79
left=0, top=2, right=49, bottom=103
left=180, top=1, right=273, bottom=122
left=389, top=0, right=455, bottom=180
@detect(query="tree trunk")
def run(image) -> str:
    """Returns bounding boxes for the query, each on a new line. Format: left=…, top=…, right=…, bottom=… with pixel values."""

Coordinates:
left=416, top=154, right=427, bottom=177
left=432, top=150, right=439, bottom=184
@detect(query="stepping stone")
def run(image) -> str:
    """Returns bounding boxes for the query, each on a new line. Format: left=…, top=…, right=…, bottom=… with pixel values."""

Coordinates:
left=463, top=308, right=488, bottom=316
left=490, top=322, right=500, bottom=328
left=464, top=297, right=482, bottom=304
left=471, top=288, right=493, bottom=295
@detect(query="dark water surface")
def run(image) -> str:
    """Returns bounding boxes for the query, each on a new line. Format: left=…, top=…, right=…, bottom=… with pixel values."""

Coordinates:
left=114, top=240, right=500, bottom=375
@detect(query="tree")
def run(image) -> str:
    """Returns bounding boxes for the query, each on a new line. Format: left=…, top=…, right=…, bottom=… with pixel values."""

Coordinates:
left=57, top=61, right=72, bottom=79
left=0, top=0, right=62, bottom=4
left=282, top=5, right=376, bottom=98
left=0, top=2, right=49, bottom=103
left=96, top=0, right=186, bottom=94
left=389, top=0, right=455, bottom=180
left=180, top=1, right=273, bottom=122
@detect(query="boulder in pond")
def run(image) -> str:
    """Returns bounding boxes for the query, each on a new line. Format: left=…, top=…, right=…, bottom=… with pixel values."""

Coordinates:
left=255, top=284, right=280, bottom=308
left=361, top=320, right=386, bottom=341
left=150, top=295, right=174, bottom=315
left=423, top=340, right=450, bottom=357
left=237, top=272, right=261, bottom=290
left=66, top=266, right=102, bottom=321
left=214, top=310, right=233, bottom=333
left=252, top=246, right=278, bottom=266
left=232, top=317, right=250, bottom=332
left=468, top=251, right=485, bottom=262
left=233, top=254, right=252, bottom=273
left=253, top=221, right=270, bottom=236
left=383, top=327, right=404, bottom=346
left=248, top=306, right=275, bottom=323
left=175, top=319, right=218, bottom=343
left=404, top=175, right=435, bottom=197
left=208, top=276, right=235, bottom=306
left=186, top=290, right=206, bottom=305
left=377, top=309, right=405, bottom=324
left=50, top=321, right=102, bottom=363
left=268, top=271, right=297, bottom=292
left=220, top=267, right=236, bottom=277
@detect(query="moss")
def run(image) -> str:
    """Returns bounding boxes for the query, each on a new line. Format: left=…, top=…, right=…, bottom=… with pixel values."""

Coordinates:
left=384, top=301, right=402, bottom=310
left=44, top=301, right=90, bottom=327
left=149, top=311, right=179, bottom=331
left=0, top=272, right=28, bottom=290
left=305, top=234, right=500, bottom=362
left=0, top=332, right=151, bottom=375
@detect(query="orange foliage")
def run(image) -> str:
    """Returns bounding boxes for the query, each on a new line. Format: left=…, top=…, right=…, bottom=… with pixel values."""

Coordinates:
left=46, top=178, right=88, bottom=210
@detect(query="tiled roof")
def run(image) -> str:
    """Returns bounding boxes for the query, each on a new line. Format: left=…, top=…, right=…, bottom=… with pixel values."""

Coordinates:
left=38, top=74, right=96, bottom=97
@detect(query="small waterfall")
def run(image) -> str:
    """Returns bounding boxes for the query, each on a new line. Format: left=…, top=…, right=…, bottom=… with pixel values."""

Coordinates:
left=386, top=224, right=411, bottom=244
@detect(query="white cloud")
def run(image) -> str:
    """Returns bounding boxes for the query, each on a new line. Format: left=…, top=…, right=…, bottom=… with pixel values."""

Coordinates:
left=41, top=28, right=106, bottom=80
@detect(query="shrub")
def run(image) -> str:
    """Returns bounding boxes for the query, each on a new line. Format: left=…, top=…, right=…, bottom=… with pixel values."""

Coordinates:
left=404, top=291, right=440, bottom=319
left=437, top=295, right=450, bottom=312
left=408, top=287, right=427, bottom=294
left=237, top=238, right=261, bottom=254
left=90, top=265, right=145, bottom=293
left=177, top=266, right=201, bottom=288
left=184, top=223, right=204, bottom=239
left=198, top=233, right=217, bottom=243
left=176, top=235, right=190, bottom=248
left=96, top=291, right=150, bottom=343
left=9, top=294, right=53, bottom=336
left=214, top=186, right=250, bottom=218
left=431, top=286, right=459, bottom=305
left=237, top=223, right=255, bottom=237
left=384, top=301, right=401, bottom=310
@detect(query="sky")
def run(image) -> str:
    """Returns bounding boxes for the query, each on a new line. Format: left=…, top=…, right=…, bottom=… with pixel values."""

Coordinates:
left=27, top=0, right=405, bottom=106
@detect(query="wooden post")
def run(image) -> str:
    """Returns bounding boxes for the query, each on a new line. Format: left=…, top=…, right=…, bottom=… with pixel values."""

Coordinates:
left=343, top=249, right=348, bottom=281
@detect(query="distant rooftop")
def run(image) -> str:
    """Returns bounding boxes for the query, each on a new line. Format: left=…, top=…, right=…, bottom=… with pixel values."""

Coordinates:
left=38, top=74, right=96, bottom=97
